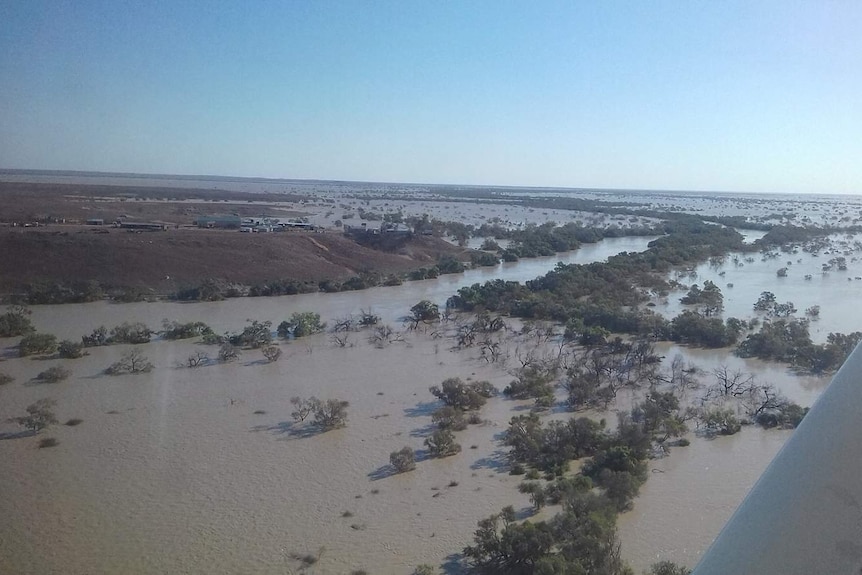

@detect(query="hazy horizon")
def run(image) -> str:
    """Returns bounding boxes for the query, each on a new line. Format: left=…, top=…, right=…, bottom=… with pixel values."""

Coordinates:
left=3, top=166, right=861, bottom=199
left=2, top=2, right=860, bottom=195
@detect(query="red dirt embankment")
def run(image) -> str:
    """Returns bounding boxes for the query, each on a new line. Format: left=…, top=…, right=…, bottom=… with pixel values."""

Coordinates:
left=0, top=228, right=464, bottom=293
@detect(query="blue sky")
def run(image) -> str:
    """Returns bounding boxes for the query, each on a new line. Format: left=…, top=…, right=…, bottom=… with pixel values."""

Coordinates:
left=1, top=1, right=860, bottom=194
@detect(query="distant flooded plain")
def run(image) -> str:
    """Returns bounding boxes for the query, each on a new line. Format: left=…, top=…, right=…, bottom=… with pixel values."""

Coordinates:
left=0, top=232, right=843, bottom=573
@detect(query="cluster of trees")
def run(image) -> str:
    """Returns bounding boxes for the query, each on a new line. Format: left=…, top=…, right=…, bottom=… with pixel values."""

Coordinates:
left=173, top=253, right=471, bottom=302
left=752, top=292, right=797, bottom=318
left=448, top=219, right=749, bottom=348
left=82, top=322, right=153, bottom=346
left=563, top=340, right=663, bottom=411
left=408, top=300, right=441, bottom=329
left=503, top=391, right=686, bottom=511
left=459, top=367, right=698, bottom=575
left=277, top=313, right=326, bottom=339
left=290, top=396, right=349, bottom=431
left=737, top=317, right=862, bottom=373
left=162, top=320, right=214, bottom=340
left=501, top=222, right=658, bottom=261
left=426, top=378, right=496, bottom=457
left=679, top=280, right=724, bottom=316
left=390, top=377, right=498, bottom=474
left=7, top=280, right=170, bottom=305
left=693, top=366, right=809, bottom=433
left=669, top=311, right=745, bottom=348
left=15, top=280, right=105, bottom=305
left=463, top=489, right=689, bottom=575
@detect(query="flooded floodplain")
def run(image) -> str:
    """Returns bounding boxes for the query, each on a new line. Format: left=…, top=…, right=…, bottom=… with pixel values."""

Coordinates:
left=1, top=180, right=860, bottom=574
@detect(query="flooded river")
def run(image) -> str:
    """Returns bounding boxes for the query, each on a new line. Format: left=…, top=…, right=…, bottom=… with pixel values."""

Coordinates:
left=0, top=232, right=846, bottom=573
left=23, top=235, right=657, bottom=340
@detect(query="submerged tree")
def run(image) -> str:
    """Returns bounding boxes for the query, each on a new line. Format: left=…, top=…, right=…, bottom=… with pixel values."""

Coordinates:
left=0, top=305, right=34, bottom=337
left=10, top=398, right=58, bottom=433
left=425, top=428, right=461, bottom=457
left=390, top=447, right=417, bottom=473
left=105, top=349, right=154, bottom=375
left=430, top=378, right=496, bottom=411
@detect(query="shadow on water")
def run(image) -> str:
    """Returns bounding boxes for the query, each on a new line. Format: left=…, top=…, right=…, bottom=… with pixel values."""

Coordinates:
left=442, top=553, right=466, bottom=575
left=0, top=430, right=35, bottom=441
left=470, top=449, right=510, bottom=472
left=514, top=506, right=538, bottom=520
left=23, top=378, right=58, bottom=387
left=250, top=420, right=321, bottom=440
left=367, top=464, right=398, bottom=481
left=409, top=423, right=437, bottom=438
left=1, top=346, right=20, bottom=361
left=404, top=401, right=438, bottom=418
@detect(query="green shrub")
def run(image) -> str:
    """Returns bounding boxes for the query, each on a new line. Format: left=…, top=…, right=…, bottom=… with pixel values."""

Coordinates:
left=429, top=378, right=496, bottom=411
left=228, top=320, right=273, bottom=348
left=218, top=343, right=241, bottom=362
left=390, top=447, right=417, bottom=473
left=0, top=305, right=34, bottom=337
left=278, top=313, right=326, bottom=338
left=19, top=333, right=58, bottom=357
left=58, top=340, right=85, bottom=358
left=425, top=428, right=461, bottom=458
left=11, top=398, right=58, bottom=432
left=108, top=322, right=152, bottom=344
left=262, top=345, right=282, bottom=362
left=82, top=326, right=109, bottom=347
left=161, top=320, right=212, bottom=340
left=36, top=366, right=71, bottom=383
left=431, top=406, right=468, bottom=431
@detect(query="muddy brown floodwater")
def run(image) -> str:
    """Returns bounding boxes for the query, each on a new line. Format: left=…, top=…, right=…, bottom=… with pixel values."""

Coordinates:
left=0, top=233, right=843, bottom=574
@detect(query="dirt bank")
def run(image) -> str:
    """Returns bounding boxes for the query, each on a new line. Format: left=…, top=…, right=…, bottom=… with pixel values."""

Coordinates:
left=0, top=227, right=465, bottom=294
